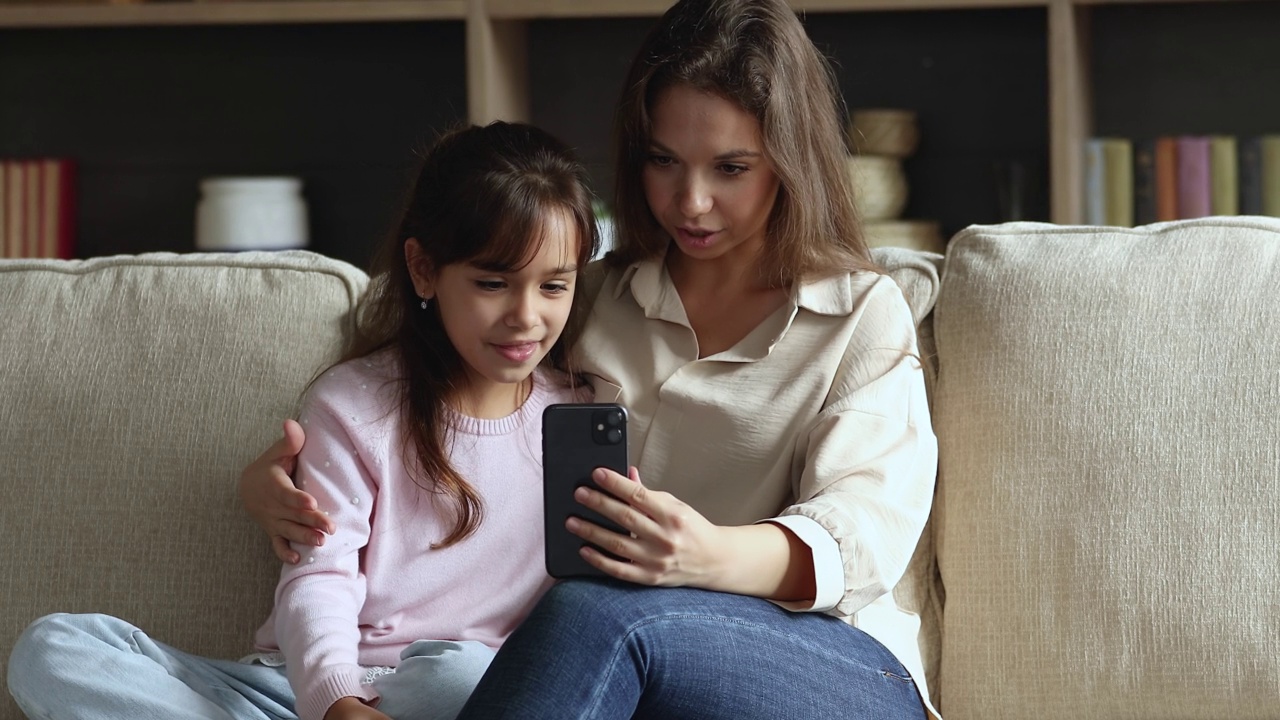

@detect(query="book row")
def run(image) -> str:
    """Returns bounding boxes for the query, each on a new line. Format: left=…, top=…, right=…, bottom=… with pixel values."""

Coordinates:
left=1084, top=136, right=1280, bottom=227
left=1, top=159, right=76, bottom=260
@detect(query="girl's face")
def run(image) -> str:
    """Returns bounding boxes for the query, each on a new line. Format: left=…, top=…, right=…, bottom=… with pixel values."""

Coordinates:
left=407, top=208, right=580, bottom=413
left=642, top=84, right=781, bottom=265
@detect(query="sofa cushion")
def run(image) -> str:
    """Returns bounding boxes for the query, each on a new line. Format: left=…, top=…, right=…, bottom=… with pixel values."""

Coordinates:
left=932, top=218, right=1280, bottom=719
left=0, top=251, right=367, bottom=720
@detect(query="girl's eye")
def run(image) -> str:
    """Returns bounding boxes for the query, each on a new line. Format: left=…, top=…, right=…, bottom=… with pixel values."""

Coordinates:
left=475, top=280, right=506, bottom=291
left=542, top=283, right=570, bottom=294
left=647, top=154, right=675, bottom=168
left=718, top=163, right=748, bottom=176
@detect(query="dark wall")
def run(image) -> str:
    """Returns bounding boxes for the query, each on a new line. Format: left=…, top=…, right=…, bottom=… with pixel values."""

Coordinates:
left=6, top=2, right=1273, bottom=263
left=528, top=8, right=1051, bottom=239
left=0, top=22, right=467, bottom=266
left=1091, top=1, right=1280, bottom=139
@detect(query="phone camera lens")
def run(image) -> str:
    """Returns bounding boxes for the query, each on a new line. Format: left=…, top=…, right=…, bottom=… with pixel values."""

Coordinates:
left=606, top=428, right=622, bottom=444
left=606, top=411, right=623, bottom=427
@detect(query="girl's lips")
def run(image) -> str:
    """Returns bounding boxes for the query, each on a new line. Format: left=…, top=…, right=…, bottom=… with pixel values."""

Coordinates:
left=493, top=342, right=539, bottom=363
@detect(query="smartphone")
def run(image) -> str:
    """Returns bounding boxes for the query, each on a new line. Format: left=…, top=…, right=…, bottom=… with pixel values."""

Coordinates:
left=542, top=403, right=630, bottom=578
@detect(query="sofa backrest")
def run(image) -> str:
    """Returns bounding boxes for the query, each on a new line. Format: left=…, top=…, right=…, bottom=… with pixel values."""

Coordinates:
left=931, top=218, right=1280, bottom=719
left=0, top=251, right=367, bottom=720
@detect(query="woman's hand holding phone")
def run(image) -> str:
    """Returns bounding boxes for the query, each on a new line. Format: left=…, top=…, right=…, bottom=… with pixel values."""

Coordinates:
left=566, top=466, right=731, bottom=589
left=570, top=467, right=817, bottom=602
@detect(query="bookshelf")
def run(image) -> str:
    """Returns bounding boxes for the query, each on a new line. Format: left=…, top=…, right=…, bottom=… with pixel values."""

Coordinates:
left=0, top=0, right=1273, bottom=261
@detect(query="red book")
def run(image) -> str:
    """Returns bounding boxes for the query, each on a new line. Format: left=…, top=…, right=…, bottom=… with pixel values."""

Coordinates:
left=40, top=159, right=76, bottom=259
left=1176, top=136, right=1212, bottom=219
left=0, top=160, right=7, bottom=258
left=1154, top=137, right=1179, bottom=221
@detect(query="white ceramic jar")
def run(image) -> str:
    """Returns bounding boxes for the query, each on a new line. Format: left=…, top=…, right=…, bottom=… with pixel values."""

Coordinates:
left=195, top=177, right=309, bottom=251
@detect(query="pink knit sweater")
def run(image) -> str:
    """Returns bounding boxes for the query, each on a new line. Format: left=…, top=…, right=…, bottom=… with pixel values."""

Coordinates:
left=253, top=353, right=582, bottom=720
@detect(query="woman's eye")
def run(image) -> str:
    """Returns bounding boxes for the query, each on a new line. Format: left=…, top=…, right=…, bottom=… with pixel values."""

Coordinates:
left=718, top=163, right=748, bottom=176
left=475, top=280, right=505, bottom=291
left=648, top=154, right=674, bottom=167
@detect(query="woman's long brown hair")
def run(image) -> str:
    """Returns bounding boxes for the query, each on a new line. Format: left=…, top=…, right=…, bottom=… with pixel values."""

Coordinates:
left=323, top=122, right=599, bottom=548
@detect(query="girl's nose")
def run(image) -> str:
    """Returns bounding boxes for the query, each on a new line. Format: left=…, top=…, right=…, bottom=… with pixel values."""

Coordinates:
left=506, top=290, right=540, bottom=329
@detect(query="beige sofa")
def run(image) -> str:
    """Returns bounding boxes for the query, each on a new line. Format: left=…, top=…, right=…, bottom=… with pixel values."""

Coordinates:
left=3, top=217, right=1279, bottom=719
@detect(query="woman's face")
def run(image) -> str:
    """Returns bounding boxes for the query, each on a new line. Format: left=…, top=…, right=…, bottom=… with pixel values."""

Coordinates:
left=642, top=84, right=781, bottom=265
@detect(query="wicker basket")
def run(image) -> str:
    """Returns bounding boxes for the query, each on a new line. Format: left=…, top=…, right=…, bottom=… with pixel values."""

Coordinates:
left=848, top=155, right=908, bottom=221
left=849, top=109, right=920, bottom=158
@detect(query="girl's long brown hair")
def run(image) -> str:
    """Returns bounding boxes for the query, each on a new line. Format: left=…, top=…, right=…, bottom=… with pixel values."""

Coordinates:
left=610, top=0, right=877, bottom=286
left=327, top=122, right=599, bottom=548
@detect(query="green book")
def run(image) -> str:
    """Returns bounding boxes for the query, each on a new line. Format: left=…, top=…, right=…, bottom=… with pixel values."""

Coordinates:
left=1209, top=136, right=1238, bottom=216
left=1103, top=138, right=1133, bottom=227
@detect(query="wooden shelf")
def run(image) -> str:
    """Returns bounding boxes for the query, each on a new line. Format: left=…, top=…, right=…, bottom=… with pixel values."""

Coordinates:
left=0, top=1, right=465, bottom=28
left=486, top=0, right=1047, bottom=19
left=2, top=0, right=1270, bottom=238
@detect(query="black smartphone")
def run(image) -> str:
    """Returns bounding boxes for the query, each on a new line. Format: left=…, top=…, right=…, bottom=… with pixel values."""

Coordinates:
left=542, top=402, right=630, bottom=578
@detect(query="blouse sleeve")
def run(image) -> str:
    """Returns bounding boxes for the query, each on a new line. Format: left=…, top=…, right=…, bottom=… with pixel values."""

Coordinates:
left=272, top=378, right=379, bottom=720
left=779, top=277, right=938, bottom=618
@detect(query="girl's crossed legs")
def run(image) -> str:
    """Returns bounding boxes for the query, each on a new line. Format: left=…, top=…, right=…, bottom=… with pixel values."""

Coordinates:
left=7, top=613, right=492, bottom=720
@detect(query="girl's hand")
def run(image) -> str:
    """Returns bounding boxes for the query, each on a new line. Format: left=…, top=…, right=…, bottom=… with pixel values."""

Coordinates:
left=238, top=419, right=335, bottom=564
left=323, top=697, right=390, bottom=720
left=567, top=466, right=729, bottom=588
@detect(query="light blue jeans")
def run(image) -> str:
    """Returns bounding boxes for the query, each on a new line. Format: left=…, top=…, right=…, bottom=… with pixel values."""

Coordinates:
left=456, top=579, right=927, bottom=720
left=7, top=613, right=494, bottom=720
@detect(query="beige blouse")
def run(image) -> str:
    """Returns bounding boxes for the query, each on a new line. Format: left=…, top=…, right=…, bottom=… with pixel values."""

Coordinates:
left=577, top=255, right=938, bottom=711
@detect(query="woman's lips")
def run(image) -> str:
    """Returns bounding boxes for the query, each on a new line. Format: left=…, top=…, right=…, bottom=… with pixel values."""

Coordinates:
left=676, top=227, right=719, bottom=248
left=493, top=342, right=539, bottom=363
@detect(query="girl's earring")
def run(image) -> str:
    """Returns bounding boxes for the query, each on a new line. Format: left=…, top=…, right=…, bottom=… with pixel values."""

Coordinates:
left=420, top=298, right=428, bottom=310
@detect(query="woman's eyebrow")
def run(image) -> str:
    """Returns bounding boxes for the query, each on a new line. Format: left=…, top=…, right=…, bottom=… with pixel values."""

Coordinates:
left=647, top=140, right=762, bottom=161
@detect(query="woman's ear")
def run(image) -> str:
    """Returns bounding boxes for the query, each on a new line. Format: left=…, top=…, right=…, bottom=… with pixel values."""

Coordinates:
left=404, top=238, right=435, bottom=300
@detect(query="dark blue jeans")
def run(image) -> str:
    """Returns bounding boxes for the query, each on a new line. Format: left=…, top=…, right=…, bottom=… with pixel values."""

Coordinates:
left=457, top=579, right=926, bottom=720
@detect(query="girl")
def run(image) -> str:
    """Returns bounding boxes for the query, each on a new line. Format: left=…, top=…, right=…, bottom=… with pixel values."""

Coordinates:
left=7, top=121, right=598, bottom=720
left=244, top=0, right=938, bottom=717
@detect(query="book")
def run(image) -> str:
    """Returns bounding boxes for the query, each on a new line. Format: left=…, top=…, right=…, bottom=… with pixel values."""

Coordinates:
left=44, top=159, right=76, bottom=259
left=1102, top=138, right=1134, bottom=227
left=0, top=161, right=7, bottom=258
left=1176, top=136, right=1212, bottom=219
left=1155, top=136, right=1179, bottom=222
left=1083, top=138, right=1106, bottom=225
left=1133, top=138, right=1157, bottom=226
left=1263, top=135, right=1280, bottom=218
left=1240, top=136, right=1264, bottom=216
left=0, top=158, right=76, bottom=259
left=5, top=162, right=23, bottom=259
left=1209, top=136, right=1238, bottom=216
left=24, top=160, right=40, bottom=258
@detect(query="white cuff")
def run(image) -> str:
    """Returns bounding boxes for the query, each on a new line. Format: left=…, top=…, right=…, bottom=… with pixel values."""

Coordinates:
left=758, top=515, right=843, bottom=613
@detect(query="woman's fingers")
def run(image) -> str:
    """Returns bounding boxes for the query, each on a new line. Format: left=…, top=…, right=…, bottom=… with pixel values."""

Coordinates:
left=576, top=469, right=663, bottom=537
left=272, top=535, right=299, bottom=564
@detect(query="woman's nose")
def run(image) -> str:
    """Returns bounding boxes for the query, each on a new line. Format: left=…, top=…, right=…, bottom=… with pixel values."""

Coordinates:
left=678, top=174, right=713, bottom=218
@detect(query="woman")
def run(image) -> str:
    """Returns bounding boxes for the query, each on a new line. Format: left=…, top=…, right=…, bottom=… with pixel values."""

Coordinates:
left=243, top=1, right=937, bottom=717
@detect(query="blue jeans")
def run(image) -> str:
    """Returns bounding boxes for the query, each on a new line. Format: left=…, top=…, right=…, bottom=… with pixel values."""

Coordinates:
left=456, top=579, right=926, bottom=720
left=7, top=613, right=494, bottom=720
